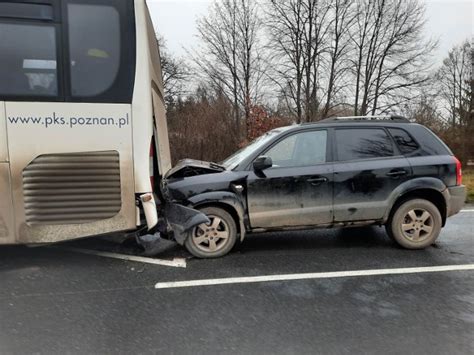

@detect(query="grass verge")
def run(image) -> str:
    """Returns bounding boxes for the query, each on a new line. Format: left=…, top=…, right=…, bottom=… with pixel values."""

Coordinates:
left=464, top=168, right=474, bottom=203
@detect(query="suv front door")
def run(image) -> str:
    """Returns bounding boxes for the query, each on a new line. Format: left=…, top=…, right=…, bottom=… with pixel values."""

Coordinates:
left=332, top=127, right=412, bottom=222
left=246, top=129, right=333, bottom=229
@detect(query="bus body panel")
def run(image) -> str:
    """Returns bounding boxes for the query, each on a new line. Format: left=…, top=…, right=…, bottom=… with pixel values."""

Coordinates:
left=0, top=102, right=8, bottom=162
left=132, top=0, right=171, bottom=194
left=0, top=164, right=15, bottom=245
left=5, top=102, right=136, bottom=244
left=0, top=0, right=175, bottom=245
left=0, top=102, right=15, bottom=244
left=152, top=88, right=171, bottom=177
left=144, top=0, right=171, bottom=178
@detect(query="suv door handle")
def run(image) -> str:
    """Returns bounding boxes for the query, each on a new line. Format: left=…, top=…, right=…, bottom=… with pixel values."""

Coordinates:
left=386, top=170, right=407, bottom=178
left=306, top=177, right=328, bottom=185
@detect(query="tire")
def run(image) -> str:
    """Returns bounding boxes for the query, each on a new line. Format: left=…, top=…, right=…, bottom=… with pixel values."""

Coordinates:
left=386, top=199, right=442, bottom=249
left=385, top=223, right=395, bottom=241
left=184, top=207, right=237, bottom=258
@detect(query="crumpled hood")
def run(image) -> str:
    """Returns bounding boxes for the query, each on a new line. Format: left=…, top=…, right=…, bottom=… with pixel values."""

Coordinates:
left=165, top=159, right=226, bottom=179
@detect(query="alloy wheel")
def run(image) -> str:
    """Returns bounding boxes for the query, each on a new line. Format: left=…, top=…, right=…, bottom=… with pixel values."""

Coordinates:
left=192, top=215, right=230, bottom=252
left=401, top=208, right=434, bottom=242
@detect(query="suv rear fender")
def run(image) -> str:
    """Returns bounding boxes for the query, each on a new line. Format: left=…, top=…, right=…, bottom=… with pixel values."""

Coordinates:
left=383, top=177, right=448, bottom=225
left=188, top=191, right=247, bottom=241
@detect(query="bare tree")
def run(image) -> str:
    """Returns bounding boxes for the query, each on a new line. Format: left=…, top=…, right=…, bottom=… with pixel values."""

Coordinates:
left=436, top=39, right=473, bottom=165
left=437, top=39, right=472, bottom=127
left=193, top=0, right=265, bottom=140
left=266, top=0, right=305, bottom=122
left=350, top=0, right=436, bottom=116
left=266, top=0, right=332, bottom=123
left=302, top=0, right=332, bottom=121
left=321, top=0, right=356, bottom=117
left=166, top=87, right=238, bottom=163
left=401, top=39, right=473, bottom=166
left=403, top=90, right=444, bottom=131
left=157, top=36, right=189, bottom=107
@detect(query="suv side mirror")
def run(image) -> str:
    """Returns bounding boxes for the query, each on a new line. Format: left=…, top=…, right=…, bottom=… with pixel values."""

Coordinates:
left=253, top=156, right=273, bottom=171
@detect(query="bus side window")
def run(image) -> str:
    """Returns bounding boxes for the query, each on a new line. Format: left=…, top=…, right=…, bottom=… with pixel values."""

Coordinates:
left=0, top=22, right=58, bottom=98
left=67, top=3, right=120, bottom=98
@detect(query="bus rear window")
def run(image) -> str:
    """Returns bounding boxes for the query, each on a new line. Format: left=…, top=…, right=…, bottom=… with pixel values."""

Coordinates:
left=68, top=3, right=121, bottom=98
left=0, top=22, right=58, bottom=98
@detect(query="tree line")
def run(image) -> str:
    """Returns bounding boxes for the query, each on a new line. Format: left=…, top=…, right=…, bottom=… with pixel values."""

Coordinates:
left=160, top=0, right=473, bottom=166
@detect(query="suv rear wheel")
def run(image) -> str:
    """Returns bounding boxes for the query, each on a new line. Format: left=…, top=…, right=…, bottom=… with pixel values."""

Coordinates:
left=184, top=207, right=237, bottom=258
left=387, top=199, right=442, bottom=249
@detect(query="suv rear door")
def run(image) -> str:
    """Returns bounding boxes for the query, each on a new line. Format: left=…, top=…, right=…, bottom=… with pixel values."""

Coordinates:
left=332, top=127, right=412, bottom=222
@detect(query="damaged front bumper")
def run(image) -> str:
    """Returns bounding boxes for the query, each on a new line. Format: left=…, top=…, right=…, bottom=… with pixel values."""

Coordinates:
left=162, top=202, right=210, bottom=244
left=139, top=184, right=210, bottom=241
left=134, top=161, right=223, bottom=254
left=135, top=193, right=209, bottom=255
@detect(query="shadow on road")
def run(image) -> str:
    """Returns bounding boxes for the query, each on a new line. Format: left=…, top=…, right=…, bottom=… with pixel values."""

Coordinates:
left=236, top=226, right=394, bottom=254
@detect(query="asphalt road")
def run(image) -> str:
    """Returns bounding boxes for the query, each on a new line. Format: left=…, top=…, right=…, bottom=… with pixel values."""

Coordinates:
left=1, top=210, right=473, bottom=354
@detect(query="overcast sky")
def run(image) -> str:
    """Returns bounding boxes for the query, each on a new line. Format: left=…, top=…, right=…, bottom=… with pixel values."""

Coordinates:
left=147, top=0, right=473, bottom=65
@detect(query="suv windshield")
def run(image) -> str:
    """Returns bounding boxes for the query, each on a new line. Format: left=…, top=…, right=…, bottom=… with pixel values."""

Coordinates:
left=221, top=127, right=289, bottom=169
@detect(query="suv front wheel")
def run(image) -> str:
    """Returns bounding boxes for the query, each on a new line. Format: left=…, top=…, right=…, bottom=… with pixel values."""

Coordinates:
left=387, top=199, right=442, bottom=249
left=184, top=207, right=237, bottom=258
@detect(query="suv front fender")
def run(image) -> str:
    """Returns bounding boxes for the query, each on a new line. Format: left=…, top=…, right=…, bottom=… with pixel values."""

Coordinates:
left=187, top=191, right=247, bottom=241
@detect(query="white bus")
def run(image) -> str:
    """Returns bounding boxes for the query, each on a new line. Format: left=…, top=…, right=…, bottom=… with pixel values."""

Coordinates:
left=0, top=0, right=197, bottom=248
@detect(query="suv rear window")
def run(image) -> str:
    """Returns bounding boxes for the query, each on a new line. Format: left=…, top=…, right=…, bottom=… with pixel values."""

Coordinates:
left=388, top=128, right=419, bottom=155
left=335, top=128, right=394, bottom=161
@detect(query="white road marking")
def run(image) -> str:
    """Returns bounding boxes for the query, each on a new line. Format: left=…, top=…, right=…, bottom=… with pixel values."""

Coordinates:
left=155, top=264, right=474, bottom=289
left=57, top=247, right=187, bottom=268
left=460, top=209, right=474, bottom=213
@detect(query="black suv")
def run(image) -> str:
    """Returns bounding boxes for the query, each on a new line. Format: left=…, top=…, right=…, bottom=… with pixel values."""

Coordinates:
left=163, top=116, right=466, bottom=258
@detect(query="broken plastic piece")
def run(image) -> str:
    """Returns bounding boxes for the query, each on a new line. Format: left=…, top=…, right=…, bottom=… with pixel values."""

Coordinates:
left=163, top=203, right=210, bottom=244
left=136, top=232, right=163, bottom=256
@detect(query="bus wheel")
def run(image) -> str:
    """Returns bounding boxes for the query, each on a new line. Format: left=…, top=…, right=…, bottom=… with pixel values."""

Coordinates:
left=184, top=207, right=237, bottom=258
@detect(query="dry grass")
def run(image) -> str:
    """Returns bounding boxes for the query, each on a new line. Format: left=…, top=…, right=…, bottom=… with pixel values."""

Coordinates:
left=464, top=168, right=474, bottom=203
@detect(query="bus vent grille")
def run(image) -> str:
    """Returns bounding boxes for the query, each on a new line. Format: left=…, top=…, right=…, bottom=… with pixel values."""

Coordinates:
left=22, top=151, right=122, bottom=225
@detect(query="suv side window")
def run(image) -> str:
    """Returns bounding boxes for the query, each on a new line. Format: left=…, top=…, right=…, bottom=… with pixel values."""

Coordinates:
left=265, top=130, right=327, bottom=168
left=335, top=128, right=394, bottom=161
left=388, top=128, right=419, bottom=155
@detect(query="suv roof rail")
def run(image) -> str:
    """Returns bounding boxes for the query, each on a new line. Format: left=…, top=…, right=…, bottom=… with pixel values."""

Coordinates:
left=319, top=115, right=411, bottom=123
